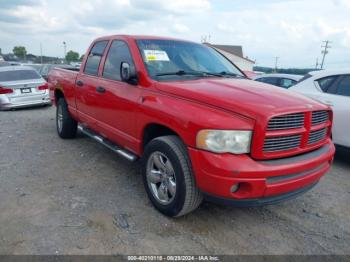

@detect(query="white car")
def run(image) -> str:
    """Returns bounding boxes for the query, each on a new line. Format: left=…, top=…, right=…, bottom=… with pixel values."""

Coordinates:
left=290, top=69, right=350, bottom=148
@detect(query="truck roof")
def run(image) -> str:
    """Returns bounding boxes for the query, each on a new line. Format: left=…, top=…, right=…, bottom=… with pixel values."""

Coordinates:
left=94, top=34, right=196, bottom=43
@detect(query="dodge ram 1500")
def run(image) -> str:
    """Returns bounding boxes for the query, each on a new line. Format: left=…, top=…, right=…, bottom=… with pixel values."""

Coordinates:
left=48, top=35, right=335, bottom=217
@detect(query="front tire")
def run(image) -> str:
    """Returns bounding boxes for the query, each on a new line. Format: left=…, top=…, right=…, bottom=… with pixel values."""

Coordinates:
left=56, top=98, right=77, bottom=139
left=142, top=136, right=203, bottom=217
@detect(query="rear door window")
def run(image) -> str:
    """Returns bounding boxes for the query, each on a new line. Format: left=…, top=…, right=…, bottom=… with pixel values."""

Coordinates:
left=0, top=70, right=41, bottom=81
left=84, top=40, right=109, bottom=76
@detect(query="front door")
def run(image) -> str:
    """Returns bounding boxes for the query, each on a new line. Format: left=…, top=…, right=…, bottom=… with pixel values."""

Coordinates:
left=94, top=40, right=142, bottom=151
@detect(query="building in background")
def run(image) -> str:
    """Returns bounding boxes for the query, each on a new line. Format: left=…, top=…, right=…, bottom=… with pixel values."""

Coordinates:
left=205, top=43, right=255, bottom=71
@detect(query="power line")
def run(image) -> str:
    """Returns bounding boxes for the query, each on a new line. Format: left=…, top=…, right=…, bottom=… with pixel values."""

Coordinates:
left=320, top=40, right=331, bottom=69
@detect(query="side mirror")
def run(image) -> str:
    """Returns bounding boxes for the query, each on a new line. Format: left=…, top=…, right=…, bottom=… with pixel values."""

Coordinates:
left=120, top=62, right=138, bottom=85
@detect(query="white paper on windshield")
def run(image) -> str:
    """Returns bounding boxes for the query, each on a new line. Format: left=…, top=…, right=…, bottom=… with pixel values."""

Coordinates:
left=144, top=50, right=170, bottom=61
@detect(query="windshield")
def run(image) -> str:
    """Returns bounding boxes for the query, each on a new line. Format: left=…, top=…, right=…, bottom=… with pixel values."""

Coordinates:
left=136, top=39, right=245, bottom=81
left=0, top=70, right=41, bottom=82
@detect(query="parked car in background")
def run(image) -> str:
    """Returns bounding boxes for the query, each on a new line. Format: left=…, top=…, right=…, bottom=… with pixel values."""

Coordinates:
left=39, top=64, right=77, bottom=81
left=26, top=63, right=42, bottom=72
left=7, top=61, right=21, bottom=66
left=0, top=66, right=51, bottom=110
left=70, top=62, right=82, bottom=68
left=290, top=69, right=350, bottom=148
left=254, top=73, right=303, bottom=88
left=0, top=61, right=10, bottom=67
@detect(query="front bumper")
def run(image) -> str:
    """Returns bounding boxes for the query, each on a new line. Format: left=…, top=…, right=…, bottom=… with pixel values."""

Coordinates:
left=189, top=139, right=335, bottom=205
left=203, top=182, right=318, bottom=207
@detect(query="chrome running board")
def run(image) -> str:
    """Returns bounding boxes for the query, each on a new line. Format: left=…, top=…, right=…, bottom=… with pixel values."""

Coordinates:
left=78, top=125, right=138, bottom=162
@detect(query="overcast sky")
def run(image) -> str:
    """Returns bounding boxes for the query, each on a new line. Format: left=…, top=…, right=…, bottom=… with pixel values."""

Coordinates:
left=1, top=0, right=350, bottom=68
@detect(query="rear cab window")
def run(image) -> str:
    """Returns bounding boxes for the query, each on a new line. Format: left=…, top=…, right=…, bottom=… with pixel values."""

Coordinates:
left=84, top=40, right=109, bottom=76
left=0, top=70, right=41, bottom=82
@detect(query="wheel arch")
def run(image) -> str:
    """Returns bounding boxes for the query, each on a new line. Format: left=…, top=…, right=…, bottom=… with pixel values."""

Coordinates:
left=141, top=123, right=184, bottom=153
left=54, top=88, right=65, bottom=105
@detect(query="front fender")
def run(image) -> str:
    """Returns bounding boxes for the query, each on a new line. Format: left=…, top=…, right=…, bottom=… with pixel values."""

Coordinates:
left=136, top=90, right=255, bottom=153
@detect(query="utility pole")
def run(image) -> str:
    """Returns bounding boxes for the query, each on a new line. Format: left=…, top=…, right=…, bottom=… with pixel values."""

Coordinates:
left=320, top=40, right=331, bottom=69
left=40, top=43, right=43, bottom=64
left=200, top=34, right=211, bottom=44
left=63, top=41, right=67, bottom=61
left=274, top=57, right=279, bottom=72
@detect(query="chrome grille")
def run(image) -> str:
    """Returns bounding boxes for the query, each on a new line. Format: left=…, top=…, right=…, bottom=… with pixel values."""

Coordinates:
left=267, top=113, right=304, bottom=131
left=312, top=111, right=329, bottom=126
left=308, top=128, right=327, bottom=145
left=264, top=134, right=302, bottom=152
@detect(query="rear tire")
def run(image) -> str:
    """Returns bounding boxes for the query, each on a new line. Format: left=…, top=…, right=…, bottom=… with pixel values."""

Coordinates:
left=142, top=136, right=203, bottom=217
left=56, top=98, right=77, bottom=139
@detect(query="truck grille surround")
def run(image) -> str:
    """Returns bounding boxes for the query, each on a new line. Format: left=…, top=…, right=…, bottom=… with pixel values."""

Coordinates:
left=259, top=110, right=331, bottom=157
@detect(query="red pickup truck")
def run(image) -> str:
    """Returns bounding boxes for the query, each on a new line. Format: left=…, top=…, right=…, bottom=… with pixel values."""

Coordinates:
left=49, top=35, right=335, bottom=217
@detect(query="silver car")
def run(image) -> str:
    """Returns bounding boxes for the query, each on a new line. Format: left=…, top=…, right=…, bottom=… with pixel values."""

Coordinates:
left=0, top=66, right=51, bottom=110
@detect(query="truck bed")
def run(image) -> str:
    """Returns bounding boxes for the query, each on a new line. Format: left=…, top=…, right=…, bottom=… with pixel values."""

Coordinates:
left=48, top=67, right=79, bottom=109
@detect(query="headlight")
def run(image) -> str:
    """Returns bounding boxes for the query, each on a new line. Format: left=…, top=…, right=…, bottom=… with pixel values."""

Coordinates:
left=196, top=130, right=252, bottom=154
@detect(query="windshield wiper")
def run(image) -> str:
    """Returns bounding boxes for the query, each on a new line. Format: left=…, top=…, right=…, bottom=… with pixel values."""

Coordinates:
left=156, top=70, right=206, bottom=77
left=155, top=70, right=245, bottom=79
left=156, top=70, right=224, bottom=78
left=219, top=71, right=246, bottom=78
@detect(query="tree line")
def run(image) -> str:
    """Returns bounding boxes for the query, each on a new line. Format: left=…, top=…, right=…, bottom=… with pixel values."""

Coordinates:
left=9, top=46, right=83, bottom=63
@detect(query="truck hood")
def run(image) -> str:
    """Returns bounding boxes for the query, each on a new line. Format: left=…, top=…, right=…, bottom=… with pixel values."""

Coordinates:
left=155, top=78, right=328, bottom=120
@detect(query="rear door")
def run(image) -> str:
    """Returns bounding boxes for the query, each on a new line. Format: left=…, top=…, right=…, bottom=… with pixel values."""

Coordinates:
left=75, top=40, right=109, bottom=128
left=93, top=39, right=142, bottom=150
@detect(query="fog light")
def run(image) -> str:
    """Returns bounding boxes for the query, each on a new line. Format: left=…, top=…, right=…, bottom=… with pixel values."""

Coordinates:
left=230, top=183, right=240, bottom=193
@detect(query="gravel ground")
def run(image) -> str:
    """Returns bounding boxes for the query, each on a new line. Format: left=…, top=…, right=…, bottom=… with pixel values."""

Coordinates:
left=0, top=106, right=349, bottom=255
